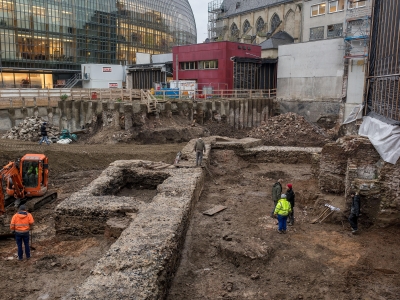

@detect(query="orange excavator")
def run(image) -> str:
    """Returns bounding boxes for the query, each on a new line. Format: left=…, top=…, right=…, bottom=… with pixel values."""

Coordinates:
left=0, top=154, right=57, bottom=214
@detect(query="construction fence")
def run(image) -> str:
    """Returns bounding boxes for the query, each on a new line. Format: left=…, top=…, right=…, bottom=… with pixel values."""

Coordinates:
left=0, top=88, right=277, bottom=110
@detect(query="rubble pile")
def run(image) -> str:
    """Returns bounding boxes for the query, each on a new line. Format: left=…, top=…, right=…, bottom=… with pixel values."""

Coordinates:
left=248, top=112, right=332, bottom=147
left=1, top=117, right=59, bottom=141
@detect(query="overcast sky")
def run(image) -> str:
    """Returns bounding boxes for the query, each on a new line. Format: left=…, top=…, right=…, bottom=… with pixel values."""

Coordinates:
left=188, top=0, right=209, bottom=43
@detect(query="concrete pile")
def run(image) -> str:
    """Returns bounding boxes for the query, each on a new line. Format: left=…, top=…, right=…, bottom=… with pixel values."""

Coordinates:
left=247, top=112, right=330, bottom=147
left=1, top=117, right=59, bottom=141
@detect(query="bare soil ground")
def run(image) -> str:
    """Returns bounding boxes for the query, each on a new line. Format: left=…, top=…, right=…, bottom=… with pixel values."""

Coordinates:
left=0, top=139, right=184, bottom=300
left=0, top=118, right=399, bottom=300
left=167, top=150, right=400, bottom=300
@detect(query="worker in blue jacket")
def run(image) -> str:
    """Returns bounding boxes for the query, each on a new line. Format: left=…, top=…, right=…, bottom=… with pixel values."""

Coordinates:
left=349, top=192, right=361, bottom=234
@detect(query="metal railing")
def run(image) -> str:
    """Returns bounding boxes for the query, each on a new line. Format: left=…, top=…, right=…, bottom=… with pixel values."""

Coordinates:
left=64, top=73, right=82, bottom=89
left=0, top=88, right=276, bottom=110
left=148, top=88, right=277, bottom=101
left=0, top=88, right=141, bottom=100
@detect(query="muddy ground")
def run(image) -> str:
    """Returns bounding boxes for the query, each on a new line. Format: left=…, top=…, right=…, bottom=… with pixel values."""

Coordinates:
left=0, top=122, right=399, bottom=299
left=0, top=139, right=184, bottom=300
left=168, top=150, right=400, bottom=299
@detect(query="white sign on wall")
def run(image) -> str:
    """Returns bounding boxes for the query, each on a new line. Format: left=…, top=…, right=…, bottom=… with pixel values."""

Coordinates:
left=103, top=67, right=112, bottom=72
left=109, top=82, right=118, bottom=88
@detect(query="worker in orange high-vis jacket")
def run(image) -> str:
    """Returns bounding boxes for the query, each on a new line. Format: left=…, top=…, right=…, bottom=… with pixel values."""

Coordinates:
left=10, top=205, right=34, bottom=260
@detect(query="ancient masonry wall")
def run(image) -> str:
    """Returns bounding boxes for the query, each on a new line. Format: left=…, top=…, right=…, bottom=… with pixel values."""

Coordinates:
left=317, top=136, right=400, bottom=223
left=0, top=98, right=275, bottom=132
left=235, top=145, right=322, bottom=164
left=379, top=160, right=400, bottom=211
left=318, top=137, right=381, bottom=194
left=58, top=137, right=321, bottom=299
left=56, top=136, right=219, bottom=299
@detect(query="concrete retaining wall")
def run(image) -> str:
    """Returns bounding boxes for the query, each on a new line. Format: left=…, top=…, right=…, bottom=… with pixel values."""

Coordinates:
left=279, top=100, right=341, bottom=124
left=0, top=98, right=275, bottom=132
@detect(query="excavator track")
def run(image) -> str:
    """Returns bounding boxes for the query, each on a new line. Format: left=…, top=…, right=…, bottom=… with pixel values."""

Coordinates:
left=24, top=191, right=58, bottom=212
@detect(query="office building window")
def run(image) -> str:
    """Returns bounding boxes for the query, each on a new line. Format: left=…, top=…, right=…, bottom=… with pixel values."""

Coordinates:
left=311, top=3, right=326, bottom=16
left=329, top=0, right=345, bottom=13
left=310, top=26, right=324, bottom=40
left=327, top=23, right=343, bottom=38
left=348, top=0, right=366, bottom=9
left=180, top=62, right=197, bottom=70
left=199, top=60, right=218, bottom=69
left=0, top=0, right=197, bottom=70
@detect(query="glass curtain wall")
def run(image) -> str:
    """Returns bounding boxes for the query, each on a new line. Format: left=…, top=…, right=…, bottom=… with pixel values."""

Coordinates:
left=0, top=0, right=196, bottom=71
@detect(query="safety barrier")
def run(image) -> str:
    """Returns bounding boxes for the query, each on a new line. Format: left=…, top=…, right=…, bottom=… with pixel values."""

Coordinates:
left=0, top=88, right=276, bottom=109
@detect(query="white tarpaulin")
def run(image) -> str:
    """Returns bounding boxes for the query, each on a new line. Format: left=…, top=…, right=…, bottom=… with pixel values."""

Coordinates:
left=359, top=115, right=400, bottom=164
left=343, top=104, right=364, bottom=124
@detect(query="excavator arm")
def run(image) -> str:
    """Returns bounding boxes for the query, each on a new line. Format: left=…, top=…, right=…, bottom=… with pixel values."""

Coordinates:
left=0, top=181, right=4, bottom=214
left=0, top=161, right=25, bottom=215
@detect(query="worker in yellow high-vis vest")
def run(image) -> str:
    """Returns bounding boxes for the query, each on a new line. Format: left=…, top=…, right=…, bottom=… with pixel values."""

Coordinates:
left=274, top=194, right=292, bottom=234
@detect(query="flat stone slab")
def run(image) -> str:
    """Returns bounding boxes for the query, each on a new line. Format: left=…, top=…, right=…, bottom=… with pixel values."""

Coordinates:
left=203, top=205, right=227, bottom=216
left=212, top=137, right=263, bottom=149
left=247, top=146, right=322, bottom=153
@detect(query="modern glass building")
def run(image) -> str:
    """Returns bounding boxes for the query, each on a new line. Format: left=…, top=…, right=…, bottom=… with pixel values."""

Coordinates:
left=0, top=0, right=196, bottom=88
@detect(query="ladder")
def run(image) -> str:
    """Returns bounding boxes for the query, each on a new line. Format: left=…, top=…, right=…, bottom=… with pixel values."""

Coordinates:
left=141, top=90, right=158, bottom=113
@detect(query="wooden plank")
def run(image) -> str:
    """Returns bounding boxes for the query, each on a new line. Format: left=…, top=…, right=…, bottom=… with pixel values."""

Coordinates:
left=203, top=205, right=227, bottom=216
left=153, top=164, right=172, bottom=170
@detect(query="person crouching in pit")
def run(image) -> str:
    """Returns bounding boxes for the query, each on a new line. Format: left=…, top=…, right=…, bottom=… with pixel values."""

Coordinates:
left=274, top=194, right=292, bottom=234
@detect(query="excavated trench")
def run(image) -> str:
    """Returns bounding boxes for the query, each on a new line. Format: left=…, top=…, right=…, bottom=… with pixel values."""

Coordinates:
left=2, top=136, right=399, bottom=299
left=52, top=137, right=330, bottom=299
left=108, top=170, right=170, bottom=203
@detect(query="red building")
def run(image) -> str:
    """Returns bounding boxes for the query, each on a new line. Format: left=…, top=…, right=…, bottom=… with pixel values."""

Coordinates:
left=172, top=41, right=262, bottom=91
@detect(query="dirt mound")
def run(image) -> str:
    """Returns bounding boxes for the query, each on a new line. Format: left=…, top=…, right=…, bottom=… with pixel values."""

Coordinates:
left=204, top=120, right=250, bottom=139
left=247, top=112, right=333, bottom=147
left=82, top=114, right=212, bottom=145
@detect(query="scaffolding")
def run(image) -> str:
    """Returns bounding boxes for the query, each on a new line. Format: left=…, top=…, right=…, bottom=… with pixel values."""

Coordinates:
left=208, top=0, right=227, bottom=40
left=342, top=2, right=372, bottom=98
left=344, top=16, right=371, bottom=59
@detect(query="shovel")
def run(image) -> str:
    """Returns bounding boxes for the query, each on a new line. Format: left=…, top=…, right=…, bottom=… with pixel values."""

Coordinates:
left=30, top=230, right=36, bottom=251
left=310, top=207, right=330, bottom=224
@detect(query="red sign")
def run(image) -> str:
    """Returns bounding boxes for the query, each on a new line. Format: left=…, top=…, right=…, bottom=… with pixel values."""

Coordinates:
left=103, top=67, right=112, bottom=72
left=109, top=82, right=118, bottom=88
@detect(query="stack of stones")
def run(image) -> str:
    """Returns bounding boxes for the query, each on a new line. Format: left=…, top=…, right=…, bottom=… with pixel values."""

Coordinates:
left=1, top=117, right=59, bottom=141
left=247, top=112, right=330, bottom=147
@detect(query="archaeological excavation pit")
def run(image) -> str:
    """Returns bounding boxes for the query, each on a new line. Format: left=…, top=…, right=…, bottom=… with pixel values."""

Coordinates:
left=104, top=169, right=170, bottom=203
left=54, top=157, right=205, bottom=299
left=3, top=136, right=396, bottom=300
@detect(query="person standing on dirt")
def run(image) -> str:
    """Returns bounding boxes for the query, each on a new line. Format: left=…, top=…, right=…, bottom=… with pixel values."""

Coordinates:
left=286, top=183, right=295, bottom=225
left=271, top=179, right=283, bottom=217
left=10, top=205, right=34, bottom=260
left=39, top=122, right=51, bottom=145
left=193, top=137, right=206, bottom=167
left=274, top=194, right=292, bottom=234
left=349, top=192, right=360, bottom=234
